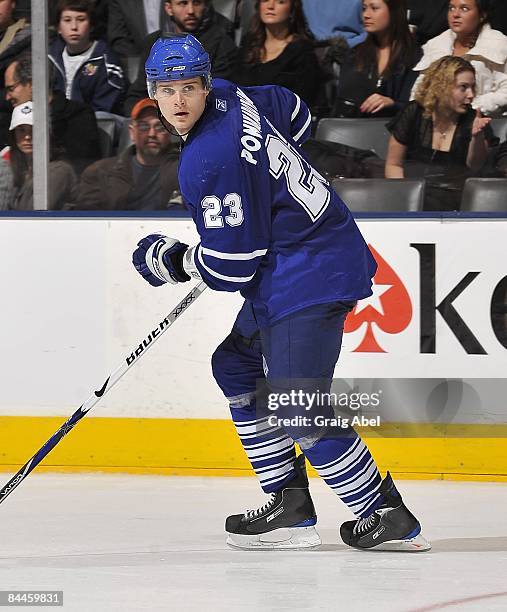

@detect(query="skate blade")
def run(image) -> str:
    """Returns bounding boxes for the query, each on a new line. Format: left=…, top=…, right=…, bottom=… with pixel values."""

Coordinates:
left=226, top=526, right=321, bottom=550
left=367, top=533, right=431, bottom=552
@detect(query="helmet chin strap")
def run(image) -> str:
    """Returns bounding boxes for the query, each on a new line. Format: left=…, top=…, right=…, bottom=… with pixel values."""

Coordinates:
left=155, top=93, right=211, bottom=142
left=156, top=108, right=189, bottom=139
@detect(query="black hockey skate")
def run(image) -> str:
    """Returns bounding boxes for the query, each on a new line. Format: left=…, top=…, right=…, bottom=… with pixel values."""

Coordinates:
left=340, top=472, right=431, bottom=552
left=225, top=454, right=321, bottom=550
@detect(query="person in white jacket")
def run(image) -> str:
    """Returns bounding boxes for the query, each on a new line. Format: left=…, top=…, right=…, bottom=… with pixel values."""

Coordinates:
left=410, top=0, right=507, bottom=116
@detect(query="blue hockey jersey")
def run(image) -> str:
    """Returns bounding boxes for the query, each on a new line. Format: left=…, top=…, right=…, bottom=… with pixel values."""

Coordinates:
left=179, top=79, right=377, bottom=325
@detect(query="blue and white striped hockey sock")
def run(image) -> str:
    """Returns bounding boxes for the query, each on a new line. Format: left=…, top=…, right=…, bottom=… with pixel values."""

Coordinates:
left=304, top=433, right=383, bottom=518
left=230, top=394, right=297, bottom=494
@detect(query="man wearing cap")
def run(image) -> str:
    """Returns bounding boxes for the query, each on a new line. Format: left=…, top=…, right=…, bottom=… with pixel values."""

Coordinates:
left=75, top=98, right=181, bottom=210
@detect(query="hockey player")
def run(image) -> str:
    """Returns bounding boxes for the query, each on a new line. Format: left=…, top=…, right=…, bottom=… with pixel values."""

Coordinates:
left=132, top=33, right=430, bottom=552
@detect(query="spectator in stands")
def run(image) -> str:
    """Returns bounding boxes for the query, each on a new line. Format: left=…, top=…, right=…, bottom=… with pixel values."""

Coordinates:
left=125, top=0, right=237, bottom=114
left=301, top=0, right=366, bottom=48
left=333, top=0, right=421, bottom=118
left=231, top=0, right=321, bottom=107
left=3, top=50, right=31, bottom=106
left=411, top=0, right=507, bottom=116
left=0, top=0, right=30, bottom=148
left=49, top=0, right=108, bottom=41
left=0, top=101, right=77, bottom=209
left=4, top=52, right=101, bottom=172
left=407, top=0, right=448, bottom=45
left=76, top=98, right=182, bottom=210
left=49, top=0, right=126, bottom=114
left=108, top=0, right=166, bottom=58
left=164, top=0, right=235, bottom=38
left=385, top=56, right=497, bottom=209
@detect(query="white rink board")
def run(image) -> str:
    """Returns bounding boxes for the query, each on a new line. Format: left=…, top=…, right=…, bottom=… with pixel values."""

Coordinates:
left=0, top=217, right=505, bottom=418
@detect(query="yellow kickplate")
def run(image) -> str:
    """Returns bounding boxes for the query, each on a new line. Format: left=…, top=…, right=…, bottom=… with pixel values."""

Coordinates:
left=1, top=417, right=506, bottom=481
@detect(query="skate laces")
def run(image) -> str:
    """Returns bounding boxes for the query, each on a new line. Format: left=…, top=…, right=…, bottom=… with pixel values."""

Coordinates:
left=245, top=492, right=277, bottom=519
left=353, top=511, right=379, bottom=535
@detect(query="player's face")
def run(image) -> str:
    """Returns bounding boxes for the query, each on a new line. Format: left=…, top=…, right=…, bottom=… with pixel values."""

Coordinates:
left=259, top=0, right=292, bottom=26
left=164, top=0, right=206, bottom=32
left=58, top=10, right=91, bottom=50
left=448, top=0, right=482, bottom=37
left=154, top=78, right=209, bottom=135
left=362, top=0, right=391, bottom=35
left=448, top=70, right=475, bottom=113
left=4, top=62, right=32, bottom=107
left=130, top=108, right=171, bottom=159
left=14, top=124, right=32, bottom=155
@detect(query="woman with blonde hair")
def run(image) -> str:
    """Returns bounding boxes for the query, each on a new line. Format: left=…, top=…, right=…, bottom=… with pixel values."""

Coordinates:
left=385, top=56, right=498, bottom=208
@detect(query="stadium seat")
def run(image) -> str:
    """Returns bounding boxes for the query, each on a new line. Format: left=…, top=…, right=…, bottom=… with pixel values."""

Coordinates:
left=126, top=56, right=141, bottom=84
left=315, top=118, right=391, bottom=159
left=460, top=178, right=507, bottom=212
left=117, top=120, right=132, bottom=153
left=96, top=117, right=116, bottom=158
left=236, top=0, right=255, bottom=44
left=212, top=0, right=237, bottom=22
left=490, top=118, right=507, bottom=141
left=332, top=178, right=425, bottom=212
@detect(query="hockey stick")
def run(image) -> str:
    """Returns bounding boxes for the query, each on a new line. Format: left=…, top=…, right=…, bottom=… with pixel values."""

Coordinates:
left=0, top=281, right=207, bottom=506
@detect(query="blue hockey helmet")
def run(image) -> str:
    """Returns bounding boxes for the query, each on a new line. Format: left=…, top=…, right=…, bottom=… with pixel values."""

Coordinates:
left=145, top=33, right=212, bottom=98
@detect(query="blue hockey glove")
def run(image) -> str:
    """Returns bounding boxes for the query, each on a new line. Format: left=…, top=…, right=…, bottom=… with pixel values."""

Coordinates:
left=132, top=234, right=191, bottom=286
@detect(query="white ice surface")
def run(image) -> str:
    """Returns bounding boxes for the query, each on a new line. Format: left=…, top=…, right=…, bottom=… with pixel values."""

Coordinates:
left=0, top=474, right=506, bottom=612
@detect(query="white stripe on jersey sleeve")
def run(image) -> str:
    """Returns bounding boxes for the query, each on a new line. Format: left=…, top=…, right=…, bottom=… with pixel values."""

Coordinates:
left=197, top=246, right=256, bottom=283
left=293, top=109, right=312, bottom=143
left=201, top=247, right=267, bottom=260
left=291, top=94, right=301, bottom=121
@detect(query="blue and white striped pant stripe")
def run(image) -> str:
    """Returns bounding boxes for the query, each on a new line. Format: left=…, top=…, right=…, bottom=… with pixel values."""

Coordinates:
left=305, top=436, right=382, bottom=517
left=230, top=394, right=382, bottom=514
left=231, top=396, right=297, bottom=493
